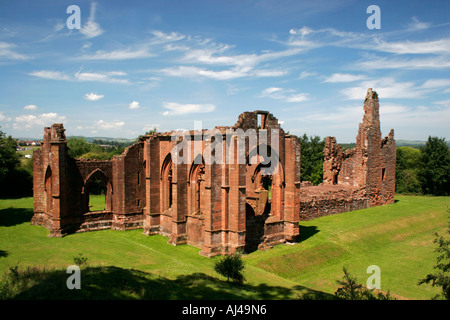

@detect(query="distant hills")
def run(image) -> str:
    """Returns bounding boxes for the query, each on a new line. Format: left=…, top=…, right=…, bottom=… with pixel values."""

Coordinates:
left=15, top=136, right=137, bottom=144
left=396, top=140, right=427, bottom=147
left=67, top=136, right=137, bottom=144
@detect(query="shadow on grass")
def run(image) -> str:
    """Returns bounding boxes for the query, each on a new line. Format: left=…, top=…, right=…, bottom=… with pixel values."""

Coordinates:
left=0, top=250, right=9, bottom=258
left=298, top=225, right=320, bottom=243
left=9, top=266, right=333, bottom=300
left=0, top=207, right=34, bottom=227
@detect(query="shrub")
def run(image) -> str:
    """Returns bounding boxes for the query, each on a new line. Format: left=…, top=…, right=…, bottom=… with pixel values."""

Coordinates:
left=213, top=253, right=246, bottom=285
left=73, top=253, right=88, bottom=266
left=335, top=267, right=395, bottom=300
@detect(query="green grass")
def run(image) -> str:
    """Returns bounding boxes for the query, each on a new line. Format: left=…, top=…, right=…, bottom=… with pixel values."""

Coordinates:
left=0, top=195, right=448, bottom=299
left=88, top=194, right=106, bottom=211
left=246, top=195, right=449, bottom=299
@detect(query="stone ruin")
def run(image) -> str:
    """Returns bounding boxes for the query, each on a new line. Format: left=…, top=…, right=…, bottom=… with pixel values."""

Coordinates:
left=300, top=88, right=396, bottom=220
left=31, top=88, right=395, bottom=256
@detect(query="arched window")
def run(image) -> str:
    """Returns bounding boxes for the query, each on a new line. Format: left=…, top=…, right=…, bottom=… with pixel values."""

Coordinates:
left=84, top=169, right=110, bottom=212
left=189, top=155, right=205, bottom=214
left=161, top=154, right=173, bottom=211
left=44, top=166, right=52, bottom=214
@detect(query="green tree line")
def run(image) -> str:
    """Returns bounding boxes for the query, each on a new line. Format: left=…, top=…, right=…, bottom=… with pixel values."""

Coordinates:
left=0, top=129, right=33, bottom=198
left=0, top=130, right=130, bottom=198
left=67, top=136, right=130, bottom=160
left=396, top=137, right=449, bottom=196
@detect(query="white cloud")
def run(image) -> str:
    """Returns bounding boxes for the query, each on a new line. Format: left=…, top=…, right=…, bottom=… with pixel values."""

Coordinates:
left=96, top=120, right=125, bottom=130
left=355, top=55, right=450, bottom=70
left=0, top=42, right=29, bottom=61
left=380, top=104, right=410, bottom=114
left=287, top=26, right=361, bottom=49
left=286, top=93, right=309, bottom=103
left=150, top=30, right=185, bottom=43
left=421, top=79, right=450, bottom=89
left=342, top=78, right=429, bottom=100
left=84, top=93, right=104, bottom=101
left=53, top=22, right=65, bottom=32
left=29, top=70, right=71, bottom=81
left=143, top=123, right=160, bottom=133
left=253, top=69, right=287, bottom=77
left=162, top=102, right=215, bottom=116
left=262, top=87, right=283, bottom=95
left=261, top=87, right=308, bottom=103
left=74, top=71, right=129, bottom=84
left=289, top=25, right=450, bottom=55
left=13, top=113, right=66, bottom=130
left=76, top=47, right=154, bottom=60
left=129, top=101, right=140, bottom=109
left=323, top=73, right=367, bottom=83
left=80, top=2, right=103, bottom=38
left=407, top=17, right=431, bottom=31
left=182, top=44, right=302, bottom=70
left=373, top=39, right=450, bottom=55
left=299, top=71, right=317, bottom=79
left=153, top=34, right=301, bottom=80
left=81, top=42, right=92, bottom=50
left=23, top=104, right=37, bottom=110
left=380, top=103, right=450, bottom=135
left=0, top=112, right=11, bottom=122
left=30, top=70, right=130, bottom=84
left=160, top=65, right=242, bottom=80
left=160, top=65, right=285, bottom=80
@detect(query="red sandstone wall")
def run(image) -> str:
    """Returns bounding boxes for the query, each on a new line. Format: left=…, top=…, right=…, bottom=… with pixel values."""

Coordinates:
left=299, top=186, right=369, bottom=221
left=380, top=130, right=396, bottom=204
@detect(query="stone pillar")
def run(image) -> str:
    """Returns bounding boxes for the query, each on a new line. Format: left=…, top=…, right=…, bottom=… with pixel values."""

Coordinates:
left=283, top=135, right=301, bottom=241
left=169, top=153, right=187, bottom=245
left=360, top=88, right=383, bottom=206
left=47, top=124, right=69, bottom=237
left=143, top=137, right=161, bottom=235
left=225, top=135, right=246, bottom=254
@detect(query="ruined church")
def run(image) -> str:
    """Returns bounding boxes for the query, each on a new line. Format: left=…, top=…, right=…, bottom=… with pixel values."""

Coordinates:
left=31, top=88, right=396, bottom=257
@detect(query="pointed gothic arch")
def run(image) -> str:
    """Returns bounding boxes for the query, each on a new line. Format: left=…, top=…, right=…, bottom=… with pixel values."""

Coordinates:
left=84, top=169, right=112, bottom=212
left=188, top=154, right=205, bottom=214
left=161, top=153, right=173, bottom=212
left=44, top=166, right=53, bottom=214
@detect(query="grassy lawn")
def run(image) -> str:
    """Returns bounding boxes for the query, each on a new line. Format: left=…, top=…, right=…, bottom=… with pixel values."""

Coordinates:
left=246, top=195, right=449, bottom=299
left=0, top=195, right=448, bottom=299
left=88, top=194, right=106, bottom=211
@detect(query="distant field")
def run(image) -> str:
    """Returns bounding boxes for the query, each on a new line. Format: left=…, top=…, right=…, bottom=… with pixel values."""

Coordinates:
left=0, top=195, right=448, bottom=299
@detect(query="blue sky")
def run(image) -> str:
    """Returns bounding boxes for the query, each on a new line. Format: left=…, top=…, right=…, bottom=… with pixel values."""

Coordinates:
left=0, top=0, right=449, bottom=142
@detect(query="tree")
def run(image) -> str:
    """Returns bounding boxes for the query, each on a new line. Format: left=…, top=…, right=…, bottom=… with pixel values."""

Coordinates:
left=67, top=137, right=91, bottom=158
left=0, top=128, right=20, bottom=183
left=79, top=151, right=110, bottom=160
left=418, top=136, right=450, bottom=196
left=418, top=214, right=450, bottom=300
left=213, top=253, right=246, bottom=285
left=145, top=128, right=158, bottom=135
left=335, top=267, right=395, bottom=300
left=67, top=137, right=126, bottom=160
left=300, top=134, right=325, bottom=185
left=0, top=128, right=32, bottom=198
left=396, top=146, right=422, bottom=194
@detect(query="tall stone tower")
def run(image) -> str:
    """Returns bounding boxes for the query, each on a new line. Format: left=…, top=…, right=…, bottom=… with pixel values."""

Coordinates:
left=31, top=124, right=71, bottom=236
left=322, top=88, right=396, bottom=206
